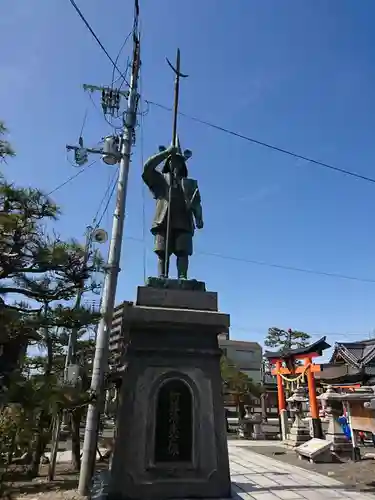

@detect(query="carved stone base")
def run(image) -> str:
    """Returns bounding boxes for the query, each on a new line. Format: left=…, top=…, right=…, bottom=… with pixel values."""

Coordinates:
left=284, top=417, right=310, bottom=448
left=146, top=276, right=206, bottom=292
left=325, top=416, right=352, bottom=455
left=252, top=423, right=265, bottom=440
left=106, top=286, right=231, bottom=499
left=238, top=421, right=253, bottom=439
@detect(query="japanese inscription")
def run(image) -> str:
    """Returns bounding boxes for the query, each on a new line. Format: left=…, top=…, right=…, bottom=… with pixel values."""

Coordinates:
left=154, top=379, right=193, bottom=463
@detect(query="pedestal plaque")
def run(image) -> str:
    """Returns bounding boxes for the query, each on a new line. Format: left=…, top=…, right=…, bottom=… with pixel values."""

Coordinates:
left=154, top=379, right=193, bottom=463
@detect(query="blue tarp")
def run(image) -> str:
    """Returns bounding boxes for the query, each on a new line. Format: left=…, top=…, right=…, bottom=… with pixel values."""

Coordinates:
left=338, top=415, right=351, bottom=440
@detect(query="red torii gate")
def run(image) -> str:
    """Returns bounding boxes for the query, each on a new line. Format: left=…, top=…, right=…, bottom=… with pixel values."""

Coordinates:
left=264, top=336, right=331, bottom=440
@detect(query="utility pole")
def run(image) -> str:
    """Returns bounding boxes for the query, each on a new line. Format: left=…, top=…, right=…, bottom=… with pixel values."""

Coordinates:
left=48, top=226, right=96, bottom=482
left=78, top=4, right=141, bottom=495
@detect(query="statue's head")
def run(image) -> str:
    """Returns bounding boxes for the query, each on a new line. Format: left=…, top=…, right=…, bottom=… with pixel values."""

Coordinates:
left=160, top=136, right=192, bottom=179
left=162, top=154, right=188, bottom=178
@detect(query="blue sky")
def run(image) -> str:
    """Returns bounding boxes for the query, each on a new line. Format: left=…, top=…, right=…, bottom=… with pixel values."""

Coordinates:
left=2, top=0, right=375, bottom=357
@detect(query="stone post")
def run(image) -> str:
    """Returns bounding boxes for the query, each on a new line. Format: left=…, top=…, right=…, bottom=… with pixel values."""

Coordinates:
left=284, top=386, right=310, bottom=448
left=318, top=386, right=351, bottom=455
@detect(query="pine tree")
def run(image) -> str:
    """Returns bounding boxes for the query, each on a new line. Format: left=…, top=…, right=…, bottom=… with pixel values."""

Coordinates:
left=220, top=354, right=262, bottom=410
left=0, top=122, right=103, bottom=475
left=264, top=327, right=311, bottom=352
left=0, top=122, right=15, bottom=160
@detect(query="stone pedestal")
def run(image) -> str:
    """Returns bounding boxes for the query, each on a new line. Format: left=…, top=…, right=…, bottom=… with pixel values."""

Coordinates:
left=284, top=414, right=310, bottom=448
left=318, top=386, right=352, bottom=455
left=284, top=387, right=310, bottom=448
left=280, top=409, right=289, bottom=441
left=108, top=283, right=231, bottom=500
left=252, top=421, right=265, bottom=440
left=238, top=410, right=265, bottom=440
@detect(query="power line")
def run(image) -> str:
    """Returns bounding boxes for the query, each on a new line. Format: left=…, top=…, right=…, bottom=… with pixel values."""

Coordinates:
left=68, top=0, right=129, bottom=87
left=146, top=100, right=375, bottom=185
left=197, top=250, right=375, bottom=284
left=87, top=92, right=123, bottom=132
left=230, top=324, right=373, bottom=338
left=111, top=31, right=133, bottom=89
left=68, top=0, right=375, bottom=187
left=47, top=161, right=96, bottom=196
left=67, top=2, right=375, bottom=288
left=124, top=235, right=375, bottom=285
left=94, top=169, right=118, bottom=228
left=91, top=166, right=119, bottom=228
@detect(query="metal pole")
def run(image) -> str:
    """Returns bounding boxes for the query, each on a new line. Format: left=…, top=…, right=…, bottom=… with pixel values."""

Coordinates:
left=164, top=49, right=188, bottom=278
left=78, top=34, right=140, bottom=497
left=49, top=228, right=92, bottom=481
left=65, top=227, right=92, bottom=378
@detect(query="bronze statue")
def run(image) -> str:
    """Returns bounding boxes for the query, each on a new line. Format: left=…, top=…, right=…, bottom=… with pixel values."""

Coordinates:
left=142, top=142, right=203, bottom=279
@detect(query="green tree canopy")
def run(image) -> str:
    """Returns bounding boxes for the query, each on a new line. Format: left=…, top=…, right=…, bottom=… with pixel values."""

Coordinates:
left=0, top=121, right=103, bottom=475
left=264, top=327, right=311, bottom=352
left=0, top=122, right=15, bottom=160
left=220, top=355, right=262, bottom=399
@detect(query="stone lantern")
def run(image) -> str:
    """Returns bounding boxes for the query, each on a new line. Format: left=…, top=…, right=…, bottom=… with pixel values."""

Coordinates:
left=318, top=385, right=351, bottom=455
left=284, top=386, right=310, bottom=447
left=238, top=405, right=265, bottom=440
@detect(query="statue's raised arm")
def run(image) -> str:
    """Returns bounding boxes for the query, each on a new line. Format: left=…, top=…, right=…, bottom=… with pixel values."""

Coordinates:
left=142, top=145, right=176, bottom=199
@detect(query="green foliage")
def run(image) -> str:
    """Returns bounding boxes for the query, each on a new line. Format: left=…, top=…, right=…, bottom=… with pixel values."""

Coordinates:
left=220, top=355, right=262, bottom=398
left=264, top=327, right=311, bottom=352
left=0, top=122, right=15, bottom=160
left=0, top=121, right=103, bottom=477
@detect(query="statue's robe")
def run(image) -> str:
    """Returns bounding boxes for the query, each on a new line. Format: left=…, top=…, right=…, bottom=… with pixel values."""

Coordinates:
left=142, top=168, right=202, bottom=236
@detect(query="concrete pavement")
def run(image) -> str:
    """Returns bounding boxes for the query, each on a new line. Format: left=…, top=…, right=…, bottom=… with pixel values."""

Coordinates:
left=47, top=435, right=375, bottom=499
left=229, top=441, right=375, bottom=500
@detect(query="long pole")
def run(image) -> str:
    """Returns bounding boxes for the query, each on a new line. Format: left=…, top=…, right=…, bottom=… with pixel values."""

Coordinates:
left=65, top=226, right=92, bottom=377
left=48, top=227, right=92, bottom=482
left=78, top=30, right=140, bottom=496
left=164, top=49, right=187, bottom=278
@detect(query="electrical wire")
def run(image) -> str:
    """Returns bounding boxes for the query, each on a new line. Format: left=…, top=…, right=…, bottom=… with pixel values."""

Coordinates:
left=197, top=249, right=375, bottom=284
left=146, top=100, right=375, bottom=185
left=68, top=0, right=375, bottom=187
left=68, top=2, right=375, bottom=291
left=47, top=161, right=97, bottom=196
left=68, top=0, right=129, bottom=87
left=79, top=108, right=88, bottom=137
left=230, top=324, right=374, bottom=339
left=94, top=170, right=119, bottom=228
left=115, top=60, right=131, bottom=92
left=91, top=166, right=119, bottom=228
left=111, top=32, right=133, bottom=88
left=87, top=93, right=123, bottom=132
left=124, top=235, right=375, bottom=285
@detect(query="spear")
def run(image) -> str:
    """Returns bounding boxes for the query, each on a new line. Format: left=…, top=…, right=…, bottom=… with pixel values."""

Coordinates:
left=164, top=49, right=188, bottom=278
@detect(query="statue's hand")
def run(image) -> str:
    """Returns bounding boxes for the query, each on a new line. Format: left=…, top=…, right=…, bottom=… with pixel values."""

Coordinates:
left=167, top=145, right=178, bottom=156
left=196, top=219, right=204, bottom=229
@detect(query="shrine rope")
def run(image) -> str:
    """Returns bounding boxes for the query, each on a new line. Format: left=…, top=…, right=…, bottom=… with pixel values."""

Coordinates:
left=276, top=363, right=311, bottom=388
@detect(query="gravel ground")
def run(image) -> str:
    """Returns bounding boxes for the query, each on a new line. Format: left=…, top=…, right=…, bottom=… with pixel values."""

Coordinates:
left=243, top=443, right=375, bottom=493
left=3, top=462, right=108, bottom=500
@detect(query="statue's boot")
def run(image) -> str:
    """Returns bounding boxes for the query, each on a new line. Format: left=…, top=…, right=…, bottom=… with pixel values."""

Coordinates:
left=177, top=255, right=188, bottom=280
left=158, top=256, right=169, bottom=278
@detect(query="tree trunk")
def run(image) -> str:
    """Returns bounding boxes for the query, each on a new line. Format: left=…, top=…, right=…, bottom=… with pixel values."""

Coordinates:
left=29, top=308, right=53, bottom=477
left=29, top=410, right=50, bottom=477
left=71, top=409, right=82, bottom=471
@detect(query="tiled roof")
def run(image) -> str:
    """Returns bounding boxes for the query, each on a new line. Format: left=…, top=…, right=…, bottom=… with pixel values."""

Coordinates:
left=330, top=339, right=375, bottom=367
